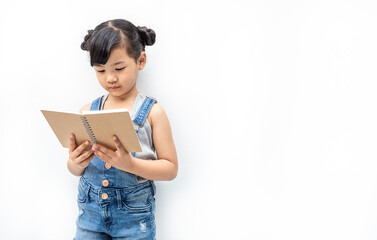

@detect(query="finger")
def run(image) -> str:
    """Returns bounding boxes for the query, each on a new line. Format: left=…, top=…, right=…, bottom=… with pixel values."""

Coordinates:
left=72, top=140, right=90, bottom=158
left=93, top=148, right=112, bottom=163
left=76, top=149, right=95, bottom=164
left=113, top=135, right=126, bottom=152
left=92, top=144, right=116, bottom=159
left=69, top=133, right=76, bottom=153
left=79, top=153, right=96, bottom=167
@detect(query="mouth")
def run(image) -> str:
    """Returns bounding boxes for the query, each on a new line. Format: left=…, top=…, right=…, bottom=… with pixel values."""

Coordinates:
left=109, top=86, right=120, bottom=89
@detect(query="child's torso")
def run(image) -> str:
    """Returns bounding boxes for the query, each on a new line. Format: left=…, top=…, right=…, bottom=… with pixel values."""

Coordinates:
left=81, top=91, right=158, bottom=187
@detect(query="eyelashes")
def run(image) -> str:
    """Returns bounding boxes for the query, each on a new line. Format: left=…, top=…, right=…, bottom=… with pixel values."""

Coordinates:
left=96, top=66, right=126, bottom=73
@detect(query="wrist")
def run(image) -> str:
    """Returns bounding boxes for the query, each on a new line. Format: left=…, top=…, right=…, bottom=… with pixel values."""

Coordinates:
left=127, top=154, right=136, bottom=173
left=67, top=159, right=85, bottom=176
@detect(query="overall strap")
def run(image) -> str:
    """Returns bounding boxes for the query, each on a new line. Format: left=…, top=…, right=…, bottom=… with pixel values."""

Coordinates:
left=90, top=95, right=105, bottom=111
left=131, top=96, right=158, bottom=158
left=133, top=96, right=158, bottom=129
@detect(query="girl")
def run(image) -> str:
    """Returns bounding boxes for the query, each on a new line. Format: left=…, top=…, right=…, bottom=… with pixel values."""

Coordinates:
left=67, top=19, right=178, bottom=239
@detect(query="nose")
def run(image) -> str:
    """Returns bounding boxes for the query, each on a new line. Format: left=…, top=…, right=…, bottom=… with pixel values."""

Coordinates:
left=106, top=73, right=118, bottom=83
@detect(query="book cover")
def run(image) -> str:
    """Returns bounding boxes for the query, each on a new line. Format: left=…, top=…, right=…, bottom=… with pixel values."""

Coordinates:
left=41, top=108, right=142, bottom=152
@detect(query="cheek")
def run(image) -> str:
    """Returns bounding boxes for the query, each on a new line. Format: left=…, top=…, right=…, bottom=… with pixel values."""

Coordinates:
left=97, top=76, right=105, bottom=83
left=129, top=70, right=139, bottom=81
left=97, top=77, right=108, bottom=87
left=120, top=72, right=137, bottom=82
left=95, top=73, right=103, bottom=80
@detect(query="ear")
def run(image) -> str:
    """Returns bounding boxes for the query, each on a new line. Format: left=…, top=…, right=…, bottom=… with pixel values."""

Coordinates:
left=138, top=51, right=147, bottom=70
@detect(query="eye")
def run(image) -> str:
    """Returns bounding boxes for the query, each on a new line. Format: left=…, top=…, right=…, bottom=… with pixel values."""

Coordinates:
left=96, top=70, right=105, bottom=73
left=116, top=67, right=126, bottom=71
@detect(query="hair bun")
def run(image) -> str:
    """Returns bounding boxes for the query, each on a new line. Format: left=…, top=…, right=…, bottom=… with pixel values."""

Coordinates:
left=137, top=26, right=156, bottom=46
left=81, top=29, right=95, bottom=51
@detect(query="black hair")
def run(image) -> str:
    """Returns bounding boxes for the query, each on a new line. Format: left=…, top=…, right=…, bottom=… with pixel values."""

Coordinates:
left=80, top=19, right=156, bottom=66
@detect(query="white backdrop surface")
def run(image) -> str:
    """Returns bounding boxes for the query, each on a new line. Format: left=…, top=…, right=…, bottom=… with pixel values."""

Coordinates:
left=0, top=0, right=377, bottom=239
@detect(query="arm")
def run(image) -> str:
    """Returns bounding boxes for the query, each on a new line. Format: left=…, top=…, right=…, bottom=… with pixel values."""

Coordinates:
left=90, top=103, right=179, bottom=181
left=128, top=104, right=178, bottom=181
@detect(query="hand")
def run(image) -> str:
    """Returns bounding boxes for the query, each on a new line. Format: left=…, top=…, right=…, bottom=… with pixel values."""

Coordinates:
left=68, top=133, right=95, bottom=171
left=91, top=135, right=134, bottom=172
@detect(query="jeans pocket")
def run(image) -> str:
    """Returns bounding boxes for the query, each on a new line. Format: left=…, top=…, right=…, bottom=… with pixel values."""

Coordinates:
left=122, top=187, right=152, bottom=212
left=77, top=179, right=89, bottom=203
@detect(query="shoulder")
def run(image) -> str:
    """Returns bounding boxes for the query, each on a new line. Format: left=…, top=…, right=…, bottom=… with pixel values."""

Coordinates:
left=148, top=102, right=169, bottom=129
left=79, top=103, right=91, bottom=113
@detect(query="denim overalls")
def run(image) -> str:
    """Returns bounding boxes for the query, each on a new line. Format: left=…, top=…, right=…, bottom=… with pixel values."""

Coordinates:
left=74, top=92, right=158, bottom=240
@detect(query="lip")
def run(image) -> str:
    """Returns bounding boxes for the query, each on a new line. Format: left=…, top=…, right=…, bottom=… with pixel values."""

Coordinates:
left=109, top=86, right=120, bottom=89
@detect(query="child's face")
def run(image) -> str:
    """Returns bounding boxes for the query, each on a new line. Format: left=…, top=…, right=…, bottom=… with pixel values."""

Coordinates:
left=93, top=47, right=146, bottom=95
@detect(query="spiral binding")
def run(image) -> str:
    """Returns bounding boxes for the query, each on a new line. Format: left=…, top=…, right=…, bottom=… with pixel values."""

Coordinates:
left=80, top=116, right=97, bottom=144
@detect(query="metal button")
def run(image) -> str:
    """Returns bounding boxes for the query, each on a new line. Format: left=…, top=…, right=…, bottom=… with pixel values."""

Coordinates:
left=102, top=179, right=109, bottom=187
left=101, top=193, right=108, bottom=200
left=105, top=163, right=111, bottom=169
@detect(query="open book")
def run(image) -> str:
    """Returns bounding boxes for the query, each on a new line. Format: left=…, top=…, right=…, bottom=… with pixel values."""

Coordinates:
left=40, top=108, right=142, bottom=152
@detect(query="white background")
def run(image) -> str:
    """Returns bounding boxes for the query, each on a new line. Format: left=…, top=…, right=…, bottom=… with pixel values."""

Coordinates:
left=0, top=0, right=377, bottom=239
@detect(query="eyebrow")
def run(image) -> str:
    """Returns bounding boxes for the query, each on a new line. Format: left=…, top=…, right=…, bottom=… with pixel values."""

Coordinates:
left=95, top=61, right=125, bottom=67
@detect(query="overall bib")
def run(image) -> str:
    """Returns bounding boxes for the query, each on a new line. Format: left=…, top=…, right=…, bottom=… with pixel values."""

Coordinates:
left=74, top=92, right=158, bottom=239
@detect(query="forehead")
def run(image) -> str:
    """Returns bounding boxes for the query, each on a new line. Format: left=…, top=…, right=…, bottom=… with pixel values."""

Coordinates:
left=95, top=47, right=131, bottom=67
